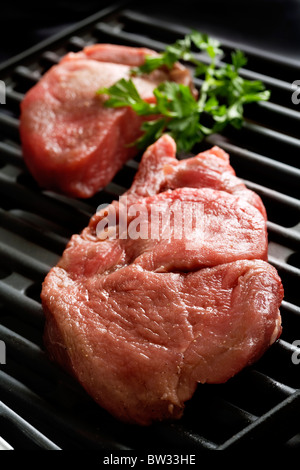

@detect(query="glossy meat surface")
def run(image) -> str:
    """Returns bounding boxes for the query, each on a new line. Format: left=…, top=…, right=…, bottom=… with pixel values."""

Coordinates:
left=19, top=44, right=193, bottom=198
left=41, top=135, right=283, bottom=425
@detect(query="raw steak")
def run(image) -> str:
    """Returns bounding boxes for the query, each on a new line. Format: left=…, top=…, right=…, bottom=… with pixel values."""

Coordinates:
left=41, top=135, right=283, bottom=425
left=126, top=133, right=267, bottom=218
left=19, top=44, right=194, bottom=198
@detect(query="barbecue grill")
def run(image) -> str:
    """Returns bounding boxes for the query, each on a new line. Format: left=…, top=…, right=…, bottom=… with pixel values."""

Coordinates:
left=0, top=1, right=300, bottom=452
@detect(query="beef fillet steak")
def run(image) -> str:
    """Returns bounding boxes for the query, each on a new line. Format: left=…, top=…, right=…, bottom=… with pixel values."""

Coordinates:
left=19, top=44, right=194, bottom=199
left=41, top=135, right=283, bottom=425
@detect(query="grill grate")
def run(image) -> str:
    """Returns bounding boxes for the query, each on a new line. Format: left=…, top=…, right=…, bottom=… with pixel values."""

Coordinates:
left=0, top=2, right=300, bottom=451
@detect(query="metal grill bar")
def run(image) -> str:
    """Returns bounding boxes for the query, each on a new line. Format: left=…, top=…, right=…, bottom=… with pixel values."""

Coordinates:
left=0, top=2, right=299, bottom=451
left=0, top=281, right=44, bottom=327
left=0, top=400, right=60, bottom=450
left=219, top=392, right=300, bottom=449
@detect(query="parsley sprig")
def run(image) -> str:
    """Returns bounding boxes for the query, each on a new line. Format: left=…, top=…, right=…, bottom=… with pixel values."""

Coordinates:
left=97, top=31, right=270, bottom=152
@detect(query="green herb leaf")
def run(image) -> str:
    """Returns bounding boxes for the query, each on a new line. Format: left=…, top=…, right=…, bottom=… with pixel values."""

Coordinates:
left=134, top=119, right=168, bottom=150
left=97, top=78, right=155, bottom=115
left=96, top=31, right=271, bottom=153
left=231, top=50, right=248, bottom=70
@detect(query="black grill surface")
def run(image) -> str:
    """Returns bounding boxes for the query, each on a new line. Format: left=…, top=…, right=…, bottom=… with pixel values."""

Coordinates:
left=0, top=2, right=300, bottom=453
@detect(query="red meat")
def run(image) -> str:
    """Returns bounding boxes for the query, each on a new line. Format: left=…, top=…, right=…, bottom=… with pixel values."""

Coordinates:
left=41, top=135, right=283, bottom=425
left=19, top=44, right=194, bottom=198
left=126, top=134, right=266, bottom=218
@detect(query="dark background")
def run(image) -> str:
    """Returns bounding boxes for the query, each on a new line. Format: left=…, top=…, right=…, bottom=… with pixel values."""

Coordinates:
left=0, top=0, right=299, bottom=65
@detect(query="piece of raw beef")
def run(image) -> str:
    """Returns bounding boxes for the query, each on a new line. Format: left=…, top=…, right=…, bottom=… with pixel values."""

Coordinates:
left=19, top=44, right=194, bottom=198
left=41, top=135, right=283, bottom=425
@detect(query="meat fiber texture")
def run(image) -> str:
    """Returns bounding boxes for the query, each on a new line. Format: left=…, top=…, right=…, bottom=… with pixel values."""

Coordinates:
left=19, top=44, right=194, bottom=198
left=41, top=135, right=283, bottom=426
